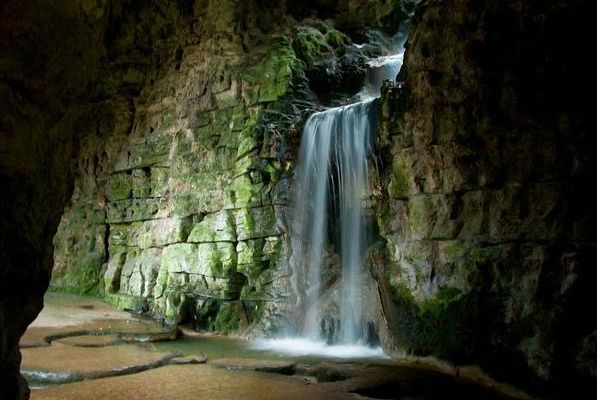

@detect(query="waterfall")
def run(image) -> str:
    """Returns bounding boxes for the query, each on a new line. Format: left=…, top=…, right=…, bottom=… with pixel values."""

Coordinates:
left=253, top=28, right=407, bottom=356
left=291, top=101, right=374, bottom=343
left=288, top=32, right=406, bottom=345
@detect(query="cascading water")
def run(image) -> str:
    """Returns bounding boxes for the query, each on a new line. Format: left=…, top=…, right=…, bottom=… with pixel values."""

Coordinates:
left=291, top=100, right=375, bottom=343
left=253, top=29, right=407, bottom=357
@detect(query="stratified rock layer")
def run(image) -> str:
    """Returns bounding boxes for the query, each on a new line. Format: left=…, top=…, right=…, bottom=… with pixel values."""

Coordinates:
left=374, top=0, right=595, bottom=396
left=0, top=1, right=405, bottom=398
left=51, top=25, right=302, bottom=331
left=1, top=0, right=595, bottom=399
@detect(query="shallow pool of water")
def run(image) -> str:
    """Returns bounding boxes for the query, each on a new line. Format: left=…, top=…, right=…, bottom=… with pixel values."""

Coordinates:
left=152, top=335, right=388, bottom=365
left=250, top=338, right=387, bottom=359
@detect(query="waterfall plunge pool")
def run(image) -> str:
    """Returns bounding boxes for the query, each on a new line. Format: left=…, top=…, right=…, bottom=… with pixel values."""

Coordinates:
left=24, top=293, right=530, bottom=400
left=250, top=338, right=387, bottom=359
left=153, top=335, right=387, bottom=364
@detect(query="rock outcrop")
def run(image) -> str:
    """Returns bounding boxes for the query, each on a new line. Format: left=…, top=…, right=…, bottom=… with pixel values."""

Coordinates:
left=374, top=0, right=596, bottom=396
left=1, top=0, right=595, bottom=398
left=49, top=6, right=390, bottom=336
left=0, top=1, right=405, bottom=398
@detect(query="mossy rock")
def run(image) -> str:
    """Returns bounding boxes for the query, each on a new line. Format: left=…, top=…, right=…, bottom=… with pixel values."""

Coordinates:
left=391, top=283, right=480, bottom=360
left=214, top=301, right=243, bottom=332
left=234, top=206, right=279, bottom=241
left=106, top=172, right=132, bottom=201
left=51, top=252, right=105, bottom=295
left=292, top=24, right=347, bottom=65
left=104, top=293, right=148, bottom=313
left=388, top=162, right=411, bottom=198
left=131, top=169, right=151, bottom=198
left=187, top=211, right=236, bottom=243
left=242, top=37, right=302, bottom=104
left=407, top=195, right=434, bottom=239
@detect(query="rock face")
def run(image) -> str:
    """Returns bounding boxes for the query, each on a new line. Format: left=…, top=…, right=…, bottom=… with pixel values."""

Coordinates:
left=373, top=0, right=596, bottom=396
left=1, top=1, right=112, bottom=397
left=1, top=0, right=595, bottom=399
left=51, top=15, right=303, bottom=332
left=49, top=4, right=393, bottom=336
left=0, top=1, right=404, bottom=398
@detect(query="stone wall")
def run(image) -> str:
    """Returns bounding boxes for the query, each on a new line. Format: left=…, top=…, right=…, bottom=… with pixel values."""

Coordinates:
left=51, top=26, right=302, bottom=332
left=3, top=0, right=594, bottom=398
left=49, top=9, right=390, bottom=335
left=373, top=0, right=596, bottom=396
left=0, top=1, right=405, bottom=398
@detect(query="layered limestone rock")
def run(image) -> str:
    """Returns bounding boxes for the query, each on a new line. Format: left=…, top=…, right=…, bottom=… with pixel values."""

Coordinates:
left=49, top=1, right=406, bottom=337
left=0, top=1, right=405, bottom=398
left=51, top=35, right=298, bottom=330
left=50, top=18, right=370, bottom=334
left=373, top=0, right=596, bottom=396
left=3, top=0, right=594, bottom=398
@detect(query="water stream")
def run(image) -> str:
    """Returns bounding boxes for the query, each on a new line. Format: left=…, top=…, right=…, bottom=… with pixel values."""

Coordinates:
left=259, top=31, right=407, bottom=356
left=292, top=99, right=376, bottom=344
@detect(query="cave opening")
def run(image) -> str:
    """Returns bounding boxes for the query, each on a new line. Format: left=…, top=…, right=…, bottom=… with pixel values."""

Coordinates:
left=1, top=1, right=595, bottom=399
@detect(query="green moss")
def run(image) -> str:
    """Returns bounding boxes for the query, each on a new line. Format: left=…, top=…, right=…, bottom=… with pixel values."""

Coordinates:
left=324, top=29, right=346, bottom=51
left=208, top=242, right=237, bottom=277
left=214, top=302, right=241, bottom=332
left=187, top=211, right=236, bottom=243
left=293, top=26, right=333, bottom=65
left=165, top=291, right=185, bottom=324
left=419, top=287, right=465, bottom=319
left=441, top=240, right=466, bottom=261
left=237, top=207, right=255, bottom=237
left=414, top=266, right=428, bottom=287
left=242, top=37, right=301, bottom=104
left=174, top=129, right=192, bottom=154
left=392, top=282, right=414, bottom=303
left=195, top=110, right=212, bottom=127
left=391, top=284, right=479, bottom=361
left=51, top=252, right=104, bottom=295
left=104, top=293, right=147, bottom=312
left=236, top=238, right=268, bottom=279
left=154, top=252, right=170, bottom=299
left=237, top=132, right=258, bottom=160
left=386, top=245, right=513, bottom=362
left=408, top=196, right=433, bottom=239
left=388, top=162, right=411, bottom=198
left=160, top=110, right=177, bottom=131
left=48, top=282, right=103, bottom=298
left=128, top=134, right=171, bottom=169
left=132, top=169, right=151, bottom=198
left=215, top=106, right=245, bottom=148
left=214, top=89, right=239, bottom=109
left=106, top=173, right=132, bottom=201
left=150, top=167, right=169, bottom=197
left=245, top=301, right=265, bottom=325
left=229, top=174, right=256, bottom=206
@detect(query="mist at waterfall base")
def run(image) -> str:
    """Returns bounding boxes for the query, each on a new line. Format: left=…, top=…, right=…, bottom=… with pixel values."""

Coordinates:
left=250, top=338, right=387, bottom=359
left=253, top=31, right=406, bottom=359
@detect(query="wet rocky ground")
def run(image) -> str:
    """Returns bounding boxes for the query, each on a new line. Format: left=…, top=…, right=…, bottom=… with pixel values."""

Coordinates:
left=22, top=293, right=538, bottom=400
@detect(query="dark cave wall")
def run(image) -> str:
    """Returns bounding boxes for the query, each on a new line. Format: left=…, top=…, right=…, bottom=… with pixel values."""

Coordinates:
left=374, top=0, right=596, bottom=395
left=48, top=0, right=408, bottom=338
left=0, top=1, right=407, bottom=398
left=0, top=1, right=110, bottom=397
left=1, top=0, right=595, bottom=398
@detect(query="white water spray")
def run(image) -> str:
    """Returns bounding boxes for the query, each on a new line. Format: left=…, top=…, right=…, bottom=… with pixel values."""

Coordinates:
left=258, top=30, right=406, bottom=358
